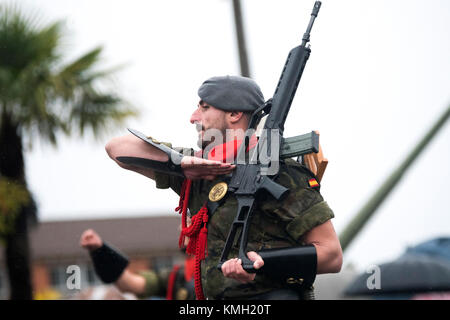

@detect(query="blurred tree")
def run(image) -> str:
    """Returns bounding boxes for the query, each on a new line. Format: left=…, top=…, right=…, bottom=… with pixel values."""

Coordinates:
left=0, top=5, right=136, bottom=299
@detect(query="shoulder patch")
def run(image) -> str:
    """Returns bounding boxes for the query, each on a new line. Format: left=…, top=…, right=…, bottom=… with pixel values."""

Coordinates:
left=308, top=178, right=319, bottom=188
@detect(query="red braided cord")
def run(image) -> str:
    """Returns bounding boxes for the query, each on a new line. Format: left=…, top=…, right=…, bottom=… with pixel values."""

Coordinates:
left=176, top=179, right=208, bottom=300
left=197, top=211, right=209, bottom=260
left=194, top=240, right=205, bottom=300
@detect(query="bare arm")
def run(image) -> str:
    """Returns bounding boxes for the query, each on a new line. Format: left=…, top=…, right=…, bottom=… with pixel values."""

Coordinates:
left=301, top=220, right=343, bottom=274
left=105, top=134, right=168, bottom=180
left=114, top=269, right=147, bottom=295
left=79, top=229, right=147, bottom=295
left=105, top=134, right=235, bottom=180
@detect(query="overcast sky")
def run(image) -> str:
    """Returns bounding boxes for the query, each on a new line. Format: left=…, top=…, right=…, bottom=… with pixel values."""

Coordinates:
left=8, top=0, right=450, bottom=271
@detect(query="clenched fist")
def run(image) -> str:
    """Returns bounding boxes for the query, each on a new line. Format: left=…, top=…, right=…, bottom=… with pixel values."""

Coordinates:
left=79, top=229, right=103, bottom=251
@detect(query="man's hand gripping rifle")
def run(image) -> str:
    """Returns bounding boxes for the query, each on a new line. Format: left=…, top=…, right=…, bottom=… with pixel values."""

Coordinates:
left=217, top=1, right=322, bottom=289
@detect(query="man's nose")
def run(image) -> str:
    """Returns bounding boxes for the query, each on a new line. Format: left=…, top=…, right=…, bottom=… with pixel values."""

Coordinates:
left=190, top=108, right=201, bottom=124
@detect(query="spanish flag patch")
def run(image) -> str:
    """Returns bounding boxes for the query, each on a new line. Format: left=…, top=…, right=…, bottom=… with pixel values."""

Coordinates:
left=308, top=178, right=319, bottom=188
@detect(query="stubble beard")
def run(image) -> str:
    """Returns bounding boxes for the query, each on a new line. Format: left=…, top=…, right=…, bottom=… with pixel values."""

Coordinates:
left=197, top=126, right=228, bottom=151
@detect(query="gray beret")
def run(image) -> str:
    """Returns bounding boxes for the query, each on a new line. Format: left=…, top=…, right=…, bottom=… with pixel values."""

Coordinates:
left=198, top=75, right=265, bottom=112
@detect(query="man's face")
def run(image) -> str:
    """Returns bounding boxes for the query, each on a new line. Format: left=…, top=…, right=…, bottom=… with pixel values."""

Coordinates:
left=190, top=100, right=228, bottom=149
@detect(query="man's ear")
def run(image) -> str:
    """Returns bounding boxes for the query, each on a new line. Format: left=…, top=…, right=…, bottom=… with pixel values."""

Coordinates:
left=227, top=111, right=244, bottom=124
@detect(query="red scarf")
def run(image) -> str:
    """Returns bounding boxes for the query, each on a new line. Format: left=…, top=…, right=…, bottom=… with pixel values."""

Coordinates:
left=206, top=135, right=258, bottom=162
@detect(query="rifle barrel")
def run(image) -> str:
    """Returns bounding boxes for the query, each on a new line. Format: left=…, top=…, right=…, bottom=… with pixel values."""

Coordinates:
left=302, top=1, right=322, bottom=46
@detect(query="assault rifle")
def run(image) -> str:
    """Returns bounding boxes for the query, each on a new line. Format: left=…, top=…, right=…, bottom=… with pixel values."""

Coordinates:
left=217, top=1, right=322, bottom=272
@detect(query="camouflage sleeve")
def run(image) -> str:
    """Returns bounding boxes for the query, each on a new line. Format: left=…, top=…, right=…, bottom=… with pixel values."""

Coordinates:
left=261, top=159, right=335, bottom=242
left=154, top=171, right=184, bottom=195
left=136, top=268, right=171, bottom=299
left=286, top=200, right=335, bottom=241
left=136, top=270, right=161, bottom=299
left=153, top=145, right=194, bottom=195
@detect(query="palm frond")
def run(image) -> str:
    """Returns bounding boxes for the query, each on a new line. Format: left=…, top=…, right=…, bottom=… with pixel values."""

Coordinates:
left=70, top=87, right=138, bottom=138
left=61, top=46, right=102, bottom=77
left=0, top=5, right=62, bottom=73
left=0, top=4, right=136, bottom=147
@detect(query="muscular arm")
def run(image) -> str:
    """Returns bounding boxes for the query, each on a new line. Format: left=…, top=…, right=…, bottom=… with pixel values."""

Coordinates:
left=114, top=269, right=147, bottom=295
left=301, top=220, right=343, bottom=274
left=105, top=134, right=235, bottom=181
left=105, top=134, right=168, bottom=180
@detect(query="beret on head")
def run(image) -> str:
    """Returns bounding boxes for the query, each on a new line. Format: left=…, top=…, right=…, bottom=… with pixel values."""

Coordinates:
left=198, top=75, right=265, bottom=112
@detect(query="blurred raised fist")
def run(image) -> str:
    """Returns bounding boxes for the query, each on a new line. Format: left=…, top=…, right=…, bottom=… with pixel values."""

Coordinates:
left=80, top=229, right=103, bottom=251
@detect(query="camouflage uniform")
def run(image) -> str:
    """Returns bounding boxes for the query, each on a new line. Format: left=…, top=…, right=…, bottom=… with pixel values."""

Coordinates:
left=154, top=140, right=334, bottom=300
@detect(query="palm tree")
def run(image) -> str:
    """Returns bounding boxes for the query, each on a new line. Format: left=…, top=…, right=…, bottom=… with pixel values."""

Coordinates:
left=0, top=5, right=137, bottom=299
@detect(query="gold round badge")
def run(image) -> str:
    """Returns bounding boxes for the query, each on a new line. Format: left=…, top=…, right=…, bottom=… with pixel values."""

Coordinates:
left=208, top=182, right=228, bottom=202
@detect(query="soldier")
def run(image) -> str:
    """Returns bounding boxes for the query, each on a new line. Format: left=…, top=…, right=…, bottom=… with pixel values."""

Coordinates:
left=79, top=228, right=196, bottom=300
left=105, top=75, right=343, bottom=300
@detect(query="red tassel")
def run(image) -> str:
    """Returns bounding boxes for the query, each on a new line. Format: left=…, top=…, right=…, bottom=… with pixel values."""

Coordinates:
left=197, top=211, right=209, bottom=260
left=194, top=254, right=205, bottom=300
left=175, top=179, right=208, bottom=300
